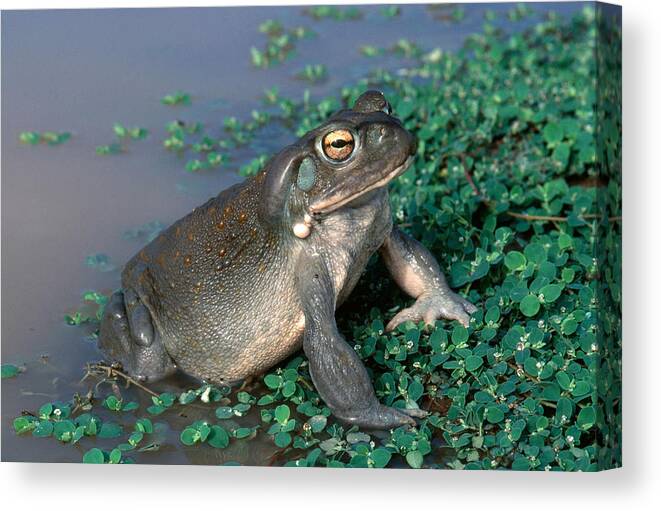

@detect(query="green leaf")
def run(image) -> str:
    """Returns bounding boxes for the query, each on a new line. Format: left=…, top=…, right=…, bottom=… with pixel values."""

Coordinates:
left=555, top=397, right=574, bottom=423
left=556, top=371, right=572, bottom=390
left=264, top=374, right=282, bottom=389
left=180, top=427, right=200, bottom=446
left=519, top=294, right=540, bottom=316
left=215, top=406, right=234, bottom=419
left=405, top=450, right=424, bottom=468
left=274, top=431, right=292, bottom=448
left=98, top=422, right=123, bottom=439
left=274, top=404, right=290, bottom=424
left=539, top=284, right=562, bottom=303
left=486, top=407, right=505, bottom=424
left=465, top=355, right=483, bottom=372
left=451, top=325, right=469, bottom=345
left=370, top=447, right=392, bottom=468
left=207, top=425, right=230, bottom=448
left=543, top=122, right=564, bottom=146
left=577, top=406, right=596, bottom=430
left=504, top=251, right=527, bottom=271
left=1, top=364, right=21, bottom=379
left=511, top=456, right=531, bottom=470
left=233, top=427, right=253, bottom=439
left=82, top=448, right=105, bottom=464
left=282, top=380, right=297, bottom=397
left=308, top=415, right=327, bottom=433
left=13, top=416, right=36, bottom=434
left=32, top=420, right=54, bottom=437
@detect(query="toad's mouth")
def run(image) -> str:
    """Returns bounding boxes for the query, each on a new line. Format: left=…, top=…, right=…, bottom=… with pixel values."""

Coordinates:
left=308, top=155, right=414, bottom=215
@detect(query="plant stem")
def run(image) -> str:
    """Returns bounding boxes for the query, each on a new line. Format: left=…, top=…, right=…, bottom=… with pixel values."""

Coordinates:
left=86, top=362, right=160, bottom=398
left=506, top=211, right=621, bottom=223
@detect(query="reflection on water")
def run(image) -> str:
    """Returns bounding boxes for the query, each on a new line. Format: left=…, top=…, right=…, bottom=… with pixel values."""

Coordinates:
left=1, top=3, right=582, bottom=464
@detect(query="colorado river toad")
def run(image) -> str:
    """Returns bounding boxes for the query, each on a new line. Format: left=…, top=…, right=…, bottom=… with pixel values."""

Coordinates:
left=99, top=90, right=476, bottom=429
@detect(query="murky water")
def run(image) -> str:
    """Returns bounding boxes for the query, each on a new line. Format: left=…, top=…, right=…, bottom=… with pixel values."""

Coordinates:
left=1, top=3, right=583, bottom=465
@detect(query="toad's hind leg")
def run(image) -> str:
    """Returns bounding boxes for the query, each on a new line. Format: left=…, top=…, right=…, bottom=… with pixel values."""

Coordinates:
left=98, top=290, right=176, bottom=382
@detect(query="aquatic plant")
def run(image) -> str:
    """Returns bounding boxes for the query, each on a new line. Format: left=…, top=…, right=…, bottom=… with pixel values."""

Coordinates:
left=250, top=20, right=315, bottom=69
left=95, top=123, right=149, bottom=155
left=295, top=63, right=328, bottom=83
left=161, top=90, right=191, bottom=106
left=19, top=130, right=71, bottom=146
left=303, top=5, right=363, bottom=21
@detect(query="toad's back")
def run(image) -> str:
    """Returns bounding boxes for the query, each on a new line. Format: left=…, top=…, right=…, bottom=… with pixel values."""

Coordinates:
left=122, top=173, right=303, bottom=383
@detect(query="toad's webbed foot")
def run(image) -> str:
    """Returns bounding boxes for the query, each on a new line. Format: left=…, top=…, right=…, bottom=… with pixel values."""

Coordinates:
left=386, top=290, right=477, bottom=331
left=380, top=227, right=477, bottom=330
left=98, top=289, right=176, bottom=382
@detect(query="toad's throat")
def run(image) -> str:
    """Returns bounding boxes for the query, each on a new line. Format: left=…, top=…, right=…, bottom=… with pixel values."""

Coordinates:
left=308, top=155, right=414, bottom=215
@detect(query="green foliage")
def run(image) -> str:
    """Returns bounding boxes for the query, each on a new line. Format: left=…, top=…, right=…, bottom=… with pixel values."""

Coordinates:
left=295, top=64, right=327, bottom=84
left=238, top=5, right=621, bottom=471
left=250, top=20, right=315, bottom=69
left=112, top=122, right=149, bottom=141
left=161, top=90, right=191, bottom=106
left=163, top=119, right=232, bottom=172
left=19, top=130, right=71, bottom=146
left=64, top=289, right=109, bottom=327
left=380, top=6, right=400, bottom=19
left=96, top=123, right=148, bottom=155
left=2, top=364, right=22, bottom=379
left=303, top=6, right=363, bottom=21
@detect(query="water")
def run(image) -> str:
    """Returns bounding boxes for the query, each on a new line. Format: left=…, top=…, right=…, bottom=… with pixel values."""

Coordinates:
left=1, top=3, right=583, bottom=465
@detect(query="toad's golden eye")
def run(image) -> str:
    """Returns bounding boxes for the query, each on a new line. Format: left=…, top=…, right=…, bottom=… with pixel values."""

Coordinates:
left=322, top=129, right=355, bottom=161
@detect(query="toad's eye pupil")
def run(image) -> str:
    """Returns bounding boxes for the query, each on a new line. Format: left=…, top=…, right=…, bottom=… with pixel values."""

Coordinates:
left=331, top=139, right=348, bottom=148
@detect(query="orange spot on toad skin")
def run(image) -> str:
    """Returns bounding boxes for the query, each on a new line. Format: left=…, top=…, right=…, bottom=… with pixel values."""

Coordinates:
left=139, top=250, right=150, bottom=262
left=224, top=206, right=232, bottom=216
left=205, top=245, right=213, bottom=254
left=216, top=221, right=225, bottom=230
left=175, top=227, right=181, bottom=237
left=187, top=232, right=195, bottom=241
left=218, top=248, right=226, bottom=257
left=183, top=255, right=192, bottom=267
left=156, top=254, right=166, bottom=268
left=238, top=212, right=247, bottom=223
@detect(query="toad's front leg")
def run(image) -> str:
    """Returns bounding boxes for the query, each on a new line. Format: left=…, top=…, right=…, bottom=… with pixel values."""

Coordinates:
left=380, top=227, right=477, bottom=331
left=297, top=253, right=426, bottom=430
